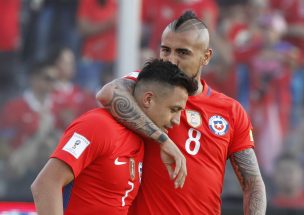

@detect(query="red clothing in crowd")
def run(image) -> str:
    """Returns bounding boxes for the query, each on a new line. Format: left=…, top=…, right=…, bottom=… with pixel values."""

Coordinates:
left=0, top=0, right=20, bottom=51
left=51, top=84, right=96, bottom=130
left=271, top=0, right=304, bottom=52
left=77, top=0, right=117, bottom=61
left=0, top=91, right=54, bottom=149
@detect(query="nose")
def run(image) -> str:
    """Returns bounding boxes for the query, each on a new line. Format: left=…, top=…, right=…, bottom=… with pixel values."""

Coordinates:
left=164, top=53, right=178, bottom=66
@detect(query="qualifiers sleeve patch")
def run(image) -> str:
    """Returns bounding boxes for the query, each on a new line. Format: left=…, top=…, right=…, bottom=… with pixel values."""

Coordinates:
left=62, top=132, right=90, bottom=159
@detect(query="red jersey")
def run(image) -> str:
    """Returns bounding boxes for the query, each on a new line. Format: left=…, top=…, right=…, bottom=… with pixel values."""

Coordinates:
left=0, top=91, right=54, bottom=149
left=77, top=0, right=117, bottom=61
left=51, top=84, right=96, bottom=130
left=51, top=108, right=144, bottom=215
left=126, top=72, right=254, bottom=214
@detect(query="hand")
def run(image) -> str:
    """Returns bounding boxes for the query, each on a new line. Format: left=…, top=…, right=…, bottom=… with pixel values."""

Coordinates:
left=160, top=139, right=187, bottom=189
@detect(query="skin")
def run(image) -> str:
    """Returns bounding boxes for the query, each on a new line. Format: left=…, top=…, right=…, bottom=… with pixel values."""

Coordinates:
left=230, top=149, right=267, bottom=214
left=96, top=21, right=267, bottom=214
left=31, top=83, right=188, bottom=215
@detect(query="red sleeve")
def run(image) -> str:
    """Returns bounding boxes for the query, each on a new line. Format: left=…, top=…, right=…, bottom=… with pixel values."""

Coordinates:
left=228, top=101, right=255, bottom=156
left=51, top=110, right=113, bottom=177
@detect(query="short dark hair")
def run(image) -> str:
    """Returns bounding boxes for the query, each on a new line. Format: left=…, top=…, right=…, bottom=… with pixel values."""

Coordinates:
left=137, top=59, right=197, bottom=95
left=171, top=10, right=208, bottom=31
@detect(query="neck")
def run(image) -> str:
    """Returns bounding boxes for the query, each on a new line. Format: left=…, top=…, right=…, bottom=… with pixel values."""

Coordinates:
left=193, top=79, right=203, bottom=95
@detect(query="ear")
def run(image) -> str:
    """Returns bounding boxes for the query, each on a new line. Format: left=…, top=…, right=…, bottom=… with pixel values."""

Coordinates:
left=201, top=48, right=213, bottom=65
left=142, top=91, right=154, bottom=108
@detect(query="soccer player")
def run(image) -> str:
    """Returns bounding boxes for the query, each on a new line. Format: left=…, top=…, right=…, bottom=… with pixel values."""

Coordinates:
left=96, top=11, right=267, bottom=214
left=30, top=59, right=197, bottom=215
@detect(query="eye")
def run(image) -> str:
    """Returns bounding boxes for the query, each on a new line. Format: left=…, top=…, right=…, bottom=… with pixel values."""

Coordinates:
left=178, top=49, right=189, bottom=56
left=170, top=107, right=180, bottom=113
left=160, top=46, right=170, bottom=53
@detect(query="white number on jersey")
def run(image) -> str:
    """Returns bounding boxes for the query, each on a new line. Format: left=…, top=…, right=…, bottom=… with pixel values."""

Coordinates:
left=185, top=128, right=201, bottom=155
left=122, top=181, right=134, bottom=206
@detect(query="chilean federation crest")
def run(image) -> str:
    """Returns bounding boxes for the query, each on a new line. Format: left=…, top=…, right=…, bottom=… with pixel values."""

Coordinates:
left=186, top=110, right=202, bottom=128
left=208, top=115, right=229, bottom=136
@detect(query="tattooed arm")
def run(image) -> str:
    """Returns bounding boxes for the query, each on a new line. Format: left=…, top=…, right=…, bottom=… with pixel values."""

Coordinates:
left=230, top=148, right=267, bottom=215
left=96, top=78, right=187, bottom=188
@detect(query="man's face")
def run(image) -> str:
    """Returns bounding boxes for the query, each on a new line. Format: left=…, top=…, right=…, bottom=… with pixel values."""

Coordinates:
left=160, top=28, right=211, bottom=80
left=145, top=86, right=188, bottom=133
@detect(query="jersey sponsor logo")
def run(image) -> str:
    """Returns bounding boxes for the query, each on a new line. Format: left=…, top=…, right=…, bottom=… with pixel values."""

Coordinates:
left=114, top=157, right=127, bottom=165
left=129, top=158, right=135, bottom=181
left=208, top=115, right=229, bottom=136
left=62, top=132, right=90, bottom=159
left=185, top=110, right=202, bottom=128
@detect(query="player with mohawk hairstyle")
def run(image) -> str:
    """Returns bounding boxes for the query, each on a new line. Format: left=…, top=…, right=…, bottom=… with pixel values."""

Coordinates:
left=97, top=10, right=267, bottom=215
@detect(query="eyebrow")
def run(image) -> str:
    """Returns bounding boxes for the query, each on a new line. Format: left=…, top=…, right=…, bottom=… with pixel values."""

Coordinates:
left=171, top=106, right=184, bottom=111
left=160, top=45, right=191, bottom=53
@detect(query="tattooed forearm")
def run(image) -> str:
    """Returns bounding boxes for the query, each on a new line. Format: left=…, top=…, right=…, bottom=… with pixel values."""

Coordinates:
left=106, top=90, right=165, bottom=143
left=157, top=133, right=169, bottom=143
left=230, top=149, right=267, bottom=215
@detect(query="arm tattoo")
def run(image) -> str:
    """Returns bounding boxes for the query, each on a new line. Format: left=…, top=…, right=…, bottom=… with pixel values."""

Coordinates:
left=111, top=92, right=157, bottom=136
left=157, top=134, right=168, bottom=144
left=230, top=149, right=267, bottom=215
left=104, top=80, right=165, bottom=143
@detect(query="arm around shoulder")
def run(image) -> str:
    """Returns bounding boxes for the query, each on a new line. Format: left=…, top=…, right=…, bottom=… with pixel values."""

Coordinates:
left=31, top=158, right=74, bottom=215
left=96, top=78, right=135, bottom=108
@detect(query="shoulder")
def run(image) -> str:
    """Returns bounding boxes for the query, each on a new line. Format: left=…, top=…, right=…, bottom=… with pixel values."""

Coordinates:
left=208, top=88, right=244, bottom=111
left=74, top=108, right=118, bottom=128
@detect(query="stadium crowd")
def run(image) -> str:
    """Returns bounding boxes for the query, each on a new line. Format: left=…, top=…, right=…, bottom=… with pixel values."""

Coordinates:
left=0, top=0, right=304, bottom=213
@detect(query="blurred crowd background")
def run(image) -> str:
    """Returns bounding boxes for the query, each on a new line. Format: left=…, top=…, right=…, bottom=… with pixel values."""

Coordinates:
left=0, top=0, right=304, bottom=213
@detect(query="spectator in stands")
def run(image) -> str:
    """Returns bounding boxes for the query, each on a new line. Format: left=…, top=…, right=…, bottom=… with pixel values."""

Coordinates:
left=76, top=0, right=117, bottom=93
left=271, top=154, right=304, bottom=209
left=270, top=0, right=304, bottom=126
left=51, top=47, right=96, bottom=132
left=249, top=9, right=297, bottom=177
left=0, top=0, right=22, bottom=106
left=0, top=61, right=59, bottom=200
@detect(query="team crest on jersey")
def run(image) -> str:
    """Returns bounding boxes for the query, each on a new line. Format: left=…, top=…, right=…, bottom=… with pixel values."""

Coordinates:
left=186, top=110, right=202, bottom=128
left=208, top=115, right=229, bottom=136
left=129, top=158, right=135, bottom=181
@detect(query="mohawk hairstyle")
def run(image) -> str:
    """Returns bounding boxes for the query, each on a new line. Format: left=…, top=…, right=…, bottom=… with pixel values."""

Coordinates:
left=171, top=10, right=208, bottom=32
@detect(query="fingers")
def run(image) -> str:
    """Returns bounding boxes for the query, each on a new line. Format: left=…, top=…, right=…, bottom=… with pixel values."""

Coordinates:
left=160, top=140, right=187, bottom=189
left=173, top=156, right=187, bottom=189
left=164, top=164, right=174, bottom=180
